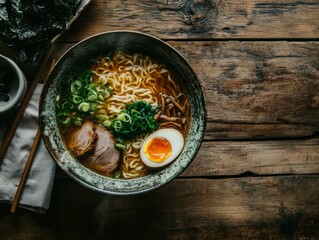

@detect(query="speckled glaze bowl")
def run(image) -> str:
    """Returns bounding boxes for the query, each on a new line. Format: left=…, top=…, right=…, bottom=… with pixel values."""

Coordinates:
left=39, top=31, right=206, bottom=195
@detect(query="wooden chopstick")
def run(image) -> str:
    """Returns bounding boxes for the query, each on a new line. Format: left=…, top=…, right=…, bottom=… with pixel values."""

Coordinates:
left=0, top=44, right=54, bottom=163
left=9, top=56, right=56, bottom=213
left=10, top=128, right=41, bottom=213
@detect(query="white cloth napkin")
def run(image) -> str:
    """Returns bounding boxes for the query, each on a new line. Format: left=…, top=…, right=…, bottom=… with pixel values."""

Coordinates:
left=0, top=84, right=56, bottom=213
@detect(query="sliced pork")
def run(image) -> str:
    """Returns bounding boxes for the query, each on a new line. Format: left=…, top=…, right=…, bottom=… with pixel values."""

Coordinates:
left=65, top=120, right=97, bottom=158
left=83, top=125, right=121, bottom=176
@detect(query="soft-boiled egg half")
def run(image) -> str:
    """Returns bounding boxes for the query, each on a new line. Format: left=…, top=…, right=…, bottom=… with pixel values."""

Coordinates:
left=140, top=128, right=184, bottom=168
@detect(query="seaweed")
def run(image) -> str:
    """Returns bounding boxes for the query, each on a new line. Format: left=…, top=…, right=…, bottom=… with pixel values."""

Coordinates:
left=0, top=0, right=82, bottom=65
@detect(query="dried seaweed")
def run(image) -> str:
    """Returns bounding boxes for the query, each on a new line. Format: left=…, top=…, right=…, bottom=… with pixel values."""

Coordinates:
left=0, top=0, right=81, bottom=65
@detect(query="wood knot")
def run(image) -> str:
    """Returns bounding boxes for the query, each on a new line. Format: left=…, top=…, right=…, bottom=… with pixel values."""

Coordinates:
left=179, top=0, right=218, bottom=33
left=310, top=95, right=319, bottom=108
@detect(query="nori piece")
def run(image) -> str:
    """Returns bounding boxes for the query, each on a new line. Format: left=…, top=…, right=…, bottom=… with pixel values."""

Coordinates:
left=0, top=0, right=81, bottom=66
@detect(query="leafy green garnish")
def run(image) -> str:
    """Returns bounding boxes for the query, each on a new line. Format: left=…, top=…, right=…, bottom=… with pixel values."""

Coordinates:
left=109, top=101, right=159, bottom=141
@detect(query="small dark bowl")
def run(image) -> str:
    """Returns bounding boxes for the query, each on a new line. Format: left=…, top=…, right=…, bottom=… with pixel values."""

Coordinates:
left=39, top=31, right=206, bottom=195
left=0, top=54, right=27, bottom=115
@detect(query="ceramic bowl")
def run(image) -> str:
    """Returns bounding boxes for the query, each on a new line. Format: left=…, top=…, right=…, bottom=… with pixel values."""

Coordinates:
left=0, top=54, right=27, bottom=115
left=39, top=31, right=206, bottom=195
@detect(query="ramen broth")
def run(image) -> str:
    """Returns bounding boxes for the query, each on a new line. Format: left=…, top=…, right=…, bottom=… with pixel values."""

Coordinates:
left=56, top=50, right=190, bottom=179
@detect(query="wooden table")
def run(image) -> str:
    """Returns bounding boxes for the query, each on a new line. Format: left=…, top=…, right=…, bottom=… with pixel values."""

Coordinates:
left=1, top=1, right=319, bottom=239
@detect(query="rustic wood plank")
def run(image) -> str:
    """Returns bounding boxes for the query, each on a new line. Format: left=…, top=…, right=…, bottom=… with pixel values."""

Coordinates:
left=51, top=41, right=319, bottom=139
left=1, top=176, right=318, bottom=239
left=182, top=136, right=319, bottom=177
left=59, top=0, right=319, bottom=41
left=170, top=41, right=319, bottom=139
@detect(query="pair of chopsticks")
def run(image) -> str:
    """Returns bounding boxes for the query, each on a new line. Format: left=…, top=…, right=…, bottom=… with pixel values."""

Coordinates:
left=0, top=44, right=54, bottom=213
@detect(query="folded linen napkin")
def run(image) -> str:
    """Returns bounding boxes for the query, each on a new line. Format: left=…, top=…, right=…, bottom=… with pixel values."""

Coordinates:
left=0, top=84, right=56, bottom=214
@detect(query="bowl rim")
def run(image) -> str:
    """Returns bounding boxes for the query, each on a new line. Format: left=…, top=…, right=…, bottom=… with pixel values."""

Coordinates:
left=0, top=54, right=27, bottom=113
left=39, top=30, right=207, bottom=195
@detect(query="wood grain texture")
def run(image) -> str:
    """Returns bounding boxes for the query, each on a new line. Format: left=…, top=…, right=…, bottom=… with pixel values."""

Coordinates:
left=170, top=41, right=319, bottom=139
left=59, top=0, right=319, bottom=41
left=182, top=136, right=319, bottom=177
left=52, top=41, right=319, bottom=139
left=1, top=176, right=318, bottom=239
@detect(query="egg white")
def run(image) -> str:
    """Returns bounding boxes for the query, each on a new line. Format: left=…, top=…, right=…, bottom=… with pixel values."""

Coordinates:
left=140, top=128, right=184, bottom=168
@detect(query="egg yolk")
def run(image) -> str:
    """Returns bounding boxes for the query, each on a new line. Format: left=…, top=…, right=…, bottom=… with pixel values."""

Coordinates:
left=144, top=137, right=172, bottom=163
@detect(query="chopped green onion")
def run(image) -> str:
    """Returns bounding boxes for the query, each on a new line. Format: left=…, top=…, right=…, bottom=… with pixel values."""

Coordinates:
left=78, top=102, right=90, bottom=112
left=87, top=87, right=97, bottom=96
left=112, top=170, right=121, bottom=178
left=71, top=80, right=82, bottom=93
left=104, top=89, right=111, bottom=98
left=98, top=94, right=104, bottom=101
left=96, top=85, right=103, bottom=92
left=56, top=68, right=113, bottom=127
left=117, top=113, right=131, bottom=123
left=112, top=120, right=122, bottom=131
left=73, top=117, right=83, bottom=126
left=87, top=94, right=97, bottom=101
left=89, top=82, right=96, bottom=89
left=73, top=95, right=83, bottom=104
left=98, top=114, right=108, bottom=121
left=62, top=101, right=74, bottom=110
left=98, top=109, right=107, bottom=115
left=57, top=112, right=72, bottom=125
left=115, top=143, right=126, bottom=150
left=102, top=120, right=112, bottom=127
left=90, top=102, right=98, bottom=111
left=61, top=117, right=71, bottom=124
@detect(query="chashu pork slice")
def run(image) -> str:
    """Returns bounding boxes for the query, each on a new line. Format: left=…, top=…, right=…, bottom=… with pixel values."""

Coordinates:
left=65, top=120, right=97, bottom=158
left=83, top=125, right=121, bottom=176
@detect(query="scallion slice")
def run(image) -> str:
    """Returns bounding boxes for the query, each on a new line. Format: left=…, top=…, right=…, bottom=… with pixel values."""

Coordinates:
left=71, top=80, right=82, bottom=94
left=78, top=102, right=90, bottom=112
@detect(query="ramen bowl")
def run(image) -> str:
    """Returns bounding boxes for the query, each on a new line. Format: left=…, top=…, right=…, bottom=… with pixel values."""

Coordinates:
left=39, top=31, right=206, bottom=195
